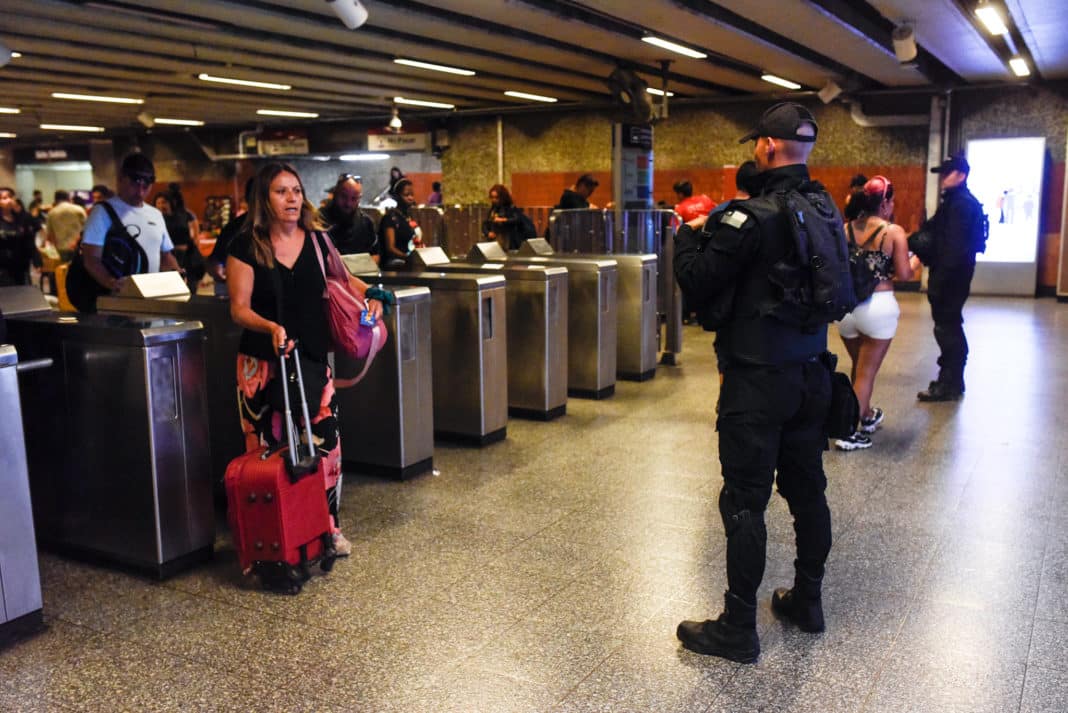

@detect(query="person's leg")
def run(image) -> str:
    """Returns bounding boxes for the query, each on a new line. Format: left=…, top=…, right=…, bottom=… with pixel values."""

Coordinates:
left=853, top=336, right=892, bottom=420
left=842, top=335, right=861, bottom=385
left=926, top=268, right=973, bottom=395
left=773, top=360, right=832, bottom=632
left=309, top=367, right=350, bottom=556
left=235, top=354, right=276, bottom=452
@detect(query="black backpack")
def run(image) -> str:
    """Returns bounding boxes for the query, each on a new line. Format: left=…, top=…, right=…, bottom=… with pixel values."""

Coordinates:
left=517, top=209, right=537, bottom=240
left=66, top=201, right=149, bottom=313
left=846, top=222, right=884, bottom=305
left=970, top=195, right=989, bottom=254
left=759, top=182, right=856, bottom=330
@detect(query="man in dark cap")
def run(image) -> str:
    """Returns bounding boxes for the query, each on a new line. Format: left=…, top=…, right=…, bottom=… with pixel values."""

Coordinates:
left=674, top=102, right=837, bottom=663
left=911, top=154, right=986, bottom=401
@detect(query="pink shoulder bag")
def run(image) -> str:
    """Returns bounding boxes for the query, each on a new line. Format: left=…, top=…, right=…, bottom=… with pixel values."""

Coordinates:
left=310, top=232, right=387, bottom=387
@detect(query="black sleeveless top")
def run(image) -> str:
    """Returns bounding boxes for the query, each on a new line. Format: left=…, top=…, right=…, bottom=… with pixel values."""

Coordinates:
left=229, top=231, right=330, bottom=363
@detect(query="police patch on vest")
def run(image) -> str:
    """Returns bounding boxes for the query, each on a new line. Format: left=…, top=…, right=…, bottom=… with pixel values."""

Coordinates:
left=720, top=210, right=748, bottom=230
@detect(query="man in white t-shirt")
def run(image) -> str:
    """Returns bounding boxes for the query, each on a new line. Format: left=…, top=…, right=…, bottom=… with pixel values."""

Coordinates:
left=81, top=153, right=180, bottom=291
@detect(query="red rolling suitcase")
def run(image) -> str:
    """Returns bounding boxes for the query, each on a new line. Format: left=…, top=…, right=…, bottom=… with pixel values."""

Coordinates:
left=225, top=346, right=337, bottom=594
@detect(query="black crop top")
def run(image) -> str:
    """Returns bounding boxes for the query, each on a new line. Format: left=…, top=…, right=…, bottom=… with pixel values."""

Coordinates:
left=848, top=222, right=894, bottom=283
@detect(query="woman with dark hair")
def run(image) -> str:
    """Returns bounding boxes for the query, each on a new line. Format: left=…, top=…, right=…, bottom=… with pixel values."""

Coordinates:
left=834, top=175, right=914, bottom=451
left=226, top=162, right=383, bottom=555
left=377, top=177, right=421, bottom=265
left=483, top=183, right=523, bottom=250
left=0, top=187, right=37, bottom=286
left=842, top=173, right=869, bottom=222
left=155, top=190, right=204, bottom=287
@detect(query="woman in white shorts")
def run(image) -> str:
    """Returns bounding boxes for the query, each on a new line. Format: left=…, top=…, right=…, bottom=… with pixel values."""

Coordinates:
left=835, top=176, right=915, bottom=450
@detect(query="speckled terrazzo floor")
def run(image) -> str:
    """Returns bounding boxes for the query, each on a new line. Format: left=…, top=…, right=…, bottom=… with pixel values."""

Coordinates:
left=3, top=292, right=1068, bottom=712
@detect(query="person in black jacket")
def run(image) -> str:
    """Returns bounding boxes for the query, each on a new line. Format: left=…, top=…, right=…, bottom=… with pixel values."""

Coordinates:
left=484, top=184, right=522, bottom=250
left=320, top=174, right=379, bottom=262
left=913, top=155, right=985, bottom=401
left=674, top=103, right=834, bottom=664
left=0, top=187, right=37, bottom=287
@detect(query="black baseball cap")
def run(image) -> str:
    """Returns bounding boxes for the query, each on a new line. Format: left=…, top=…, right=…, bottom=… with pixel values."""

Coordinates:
left=738, top=102, right=818, bottom=144
left=931, top=155, right=970, bottom=175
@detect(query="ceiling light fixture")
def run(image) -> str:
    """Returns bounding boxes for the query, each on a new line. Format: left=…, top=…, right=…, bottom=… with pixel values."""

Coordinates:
left=256, top=109, right=319, bottom=118
left=646, top=87, right=675, bottom=97
left=10, top=52, right=21, bottom=59
left=975, top=4, right=1009, bottom=35
left=199, top=74, right=291, bottom=90
left=155, top=118, right=205, bottom=126
left=0, top=133, right=16, bottom=139
left=1009, top=57, right=1031, bottom=76
left=394, top=59, right=475, bottom=76
left=0, top=107, right=21, bottom=114
left=52, top=92, right=143, bottom=104
left=40, top=123, right=106, bottom=132
left=760, top=74, right=802, bottom=90
left=394, top=96, right=455, bottom=109
left=326, top=0, right=368, bottom=30
left=504, top=90, right=558, bottom=103
left=641, top=36, right=707, bottom=60
left=339, top=153, right=390, bottom=161
left=388, top=106, right=403, bottom=132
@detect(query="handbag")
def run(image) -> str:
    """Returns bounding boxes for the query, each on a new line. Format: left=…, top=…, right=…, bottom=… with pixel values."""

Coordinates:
left=819, top=352, right=859, bottom=439
left=309, top=232, right=387, bottom=387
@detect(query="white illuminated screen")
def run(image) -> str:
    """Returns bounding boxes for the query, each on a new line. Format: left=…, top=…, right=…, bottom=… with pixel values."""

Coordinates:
left=966, top=137, right=1045, bottom=263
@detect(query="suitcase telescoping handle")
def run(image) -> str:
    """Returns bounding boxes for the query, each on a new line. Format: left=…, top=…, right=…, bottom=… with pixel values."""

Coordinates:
left=277, top=342, right=322, bottom=481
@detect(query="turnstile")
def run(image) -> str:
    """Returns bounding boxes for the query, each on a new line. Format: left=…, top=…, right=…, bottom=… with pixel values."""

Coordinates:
left=468, top=243, right=618, bottom=399
left=412, top=248, right=568, bottom=420
left=97, top=294, right=243, bottom=486
left=518, top=240, right=658, bottom=381
left=0, top=345, right=45, bottom=643
left=334, top=286, right=434, bottom=479
left=345, top=255, right=508, bottom=445
left=0, top=288, right=214, bottom=578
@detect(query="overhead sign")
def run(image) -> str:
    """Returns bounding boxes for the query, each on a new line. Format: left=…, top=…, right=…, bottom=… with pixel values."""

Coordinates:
left=13, top=145, right=91, bottom=164
left=367, top=132, right=430, bottom=152
left=257, top=128, right=309, bottom=156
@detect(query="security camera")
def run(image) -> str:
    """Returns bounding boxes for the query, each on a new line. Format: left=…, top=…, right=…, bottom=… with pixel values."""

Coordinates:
left=892, top=24, right=918, bottom=64
left=326, top=0, right=368, bottom=30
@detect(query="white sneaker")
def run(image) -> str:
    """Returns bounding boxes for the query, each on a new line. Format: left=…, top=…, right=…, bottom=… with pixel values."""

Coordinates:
left=859, top=407, right=884, bottom=434
left=834, top=432, right=873, bottom=451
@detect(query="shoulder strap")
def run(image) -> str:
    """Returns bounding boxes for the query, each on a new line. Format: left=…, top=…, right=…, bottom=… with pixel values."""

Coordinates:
left=99, top=200, right=122, bottom=229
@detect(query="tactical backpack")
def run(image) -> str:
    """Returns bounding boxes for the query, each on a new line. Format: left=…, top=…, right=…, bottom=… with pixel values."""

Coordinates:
left=761, top=182, right=856, bottom=330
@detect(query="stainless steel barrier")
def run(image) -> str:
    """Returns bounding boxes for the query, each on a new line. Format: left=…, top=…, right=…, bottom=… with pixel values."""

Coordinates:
left=0, top=294, right=214, bottom=579
left=412, top=247, right=568, bottom=420
left=440, top=205, right=492, bottom=258
left=547, top=209, right=613, bottom=255
left=0, top=345, right=45, bottom=643
left=472, top=247, right=618, bottom=400
left=334, top=286, right=434, bottom=479
left=97, top=294, right=243, bottom=487
left=345, top=256, right=508, bottom=445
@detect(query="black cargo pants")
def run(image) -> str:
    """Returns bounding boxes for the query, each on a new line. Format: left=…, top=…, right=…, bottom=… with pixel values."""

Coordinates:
left=716, top=358, right=832, bottom=607
left=928, top=263, right=975, bottom=391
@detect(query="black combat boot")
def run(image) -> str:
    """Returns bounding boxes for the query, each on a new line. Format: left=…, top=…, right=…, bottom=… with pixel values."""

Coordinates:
left=676, top=592, right=759, bottom=663
left=771, top=569, right=825, bottom=633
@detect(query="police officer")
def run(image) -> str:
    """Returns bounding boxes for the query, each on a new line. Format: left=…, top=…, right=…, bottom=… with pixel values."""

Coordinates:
left=674, top=102, right=834, bottom=663
left=320, top=174, right=379, bottom=262
left=913, top=155, right=984, bottom=401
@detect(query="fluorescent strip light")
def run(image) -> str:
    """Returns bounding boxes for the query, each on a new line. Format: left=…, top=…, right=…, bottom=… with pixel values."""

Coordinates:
left=642, top=36, right=707, bottom=59
left=199, top=73, right=291, bottom=91
left=761, top=74, right=802, bottom=90
left=1009, top=57, right=1031, bottom=77
left=394, top=59, right=475, bottom=76
left=339, top=153, right=390, bottom=161
left=40, top=124, right=105, bottom=132
left=256, top=109, right=319, bottom=118
left=52, top=92, right=143, bottom=105
left=153, top=118, right=205, bottom=126
left=0, top=107, right=20, bottom=114
left=504, top=90, right=558, bottom=103
left=10, top=52, right=21, bottom=59
left=646, top=87, right=675, bottom=97
left=393, top=96, right=456, bottom=109
left=0, top=133, right=16, bottom=138
left=976, top=5, right=1009, bottom=35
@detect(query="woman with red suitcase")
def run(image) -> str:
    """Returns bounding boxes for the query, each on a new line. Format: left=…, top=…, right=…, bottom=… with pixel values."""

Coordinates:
left=226, top=162, right=383, bottom=559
